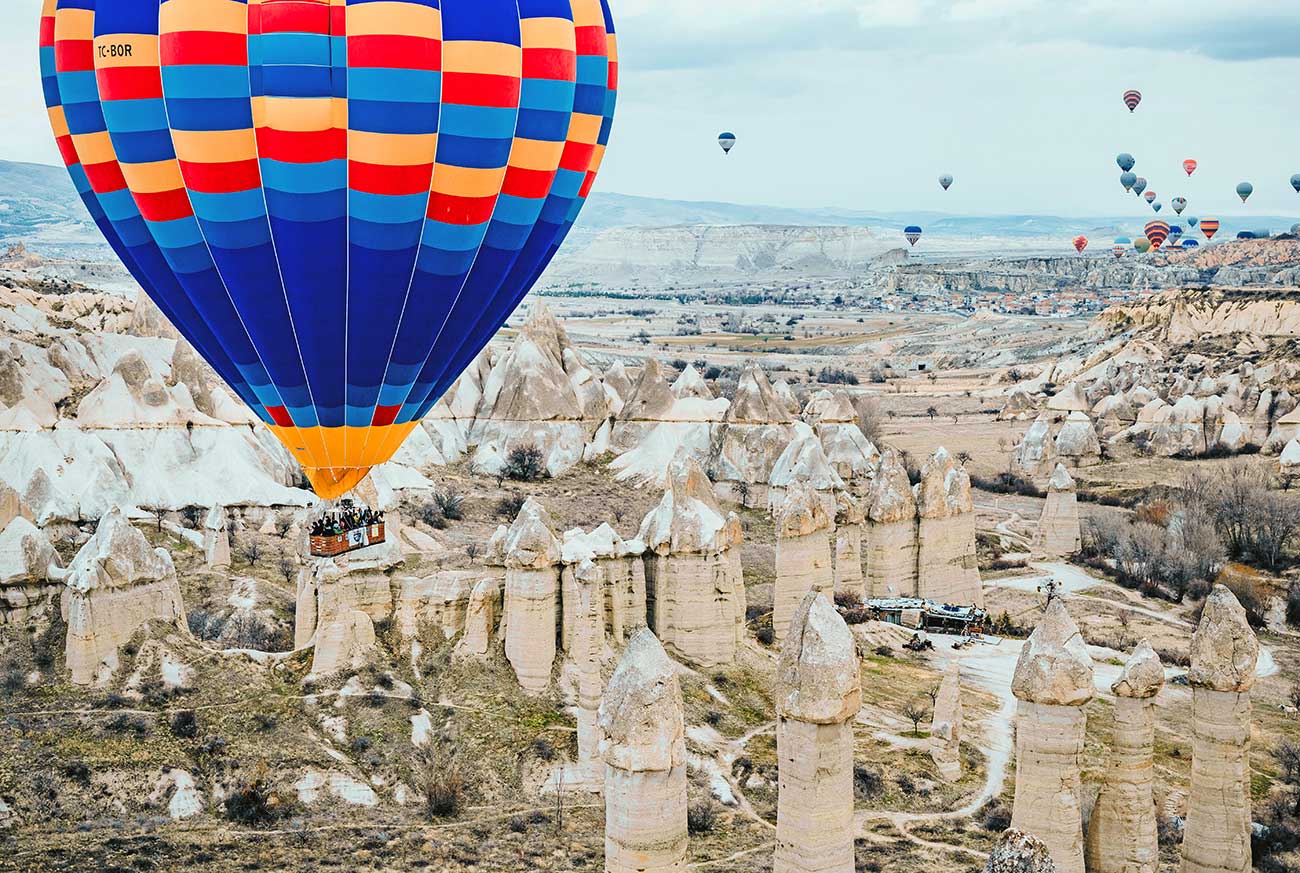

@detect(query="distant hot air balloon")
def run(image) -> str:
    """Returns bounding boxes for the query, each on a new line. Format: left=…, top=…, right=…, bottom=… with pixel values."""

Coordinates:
left=1133, top=177, right=1148, bottom=196
left=1120, top=172, right=1138, bottom=192
left=1292, top=223, right=1300, bottom=235
left=1292, top=174, right=1300, bottom=194
left=1123, top=90, right=1142, bottom=112
left=1183, top=159, right=1198, bottom=176
left=939, top=174, right=954, bottom=191
left=1181, top=239, right=1199, bottom=249
left=1200, top=218, right=1221, bottom=240
left=904, top=226, right=924, bottom=247
left=39, top=0, right=621, bottom=499
left=1187, top=216, right=1199, bottom=228
left=1168, top=226, right=1183, bottom=246
left=718, top=132, right=736, bottom=155
left=1171, top=197, right=1187, bottom=215
left=1113, top=237, right=1130, bottom=258
left=1236, top=182, right=1253, bottom=202
left=1144, top=191, right=1157, bottom=204
left=1145, top=220, right=1171, bottom=250
left=1237, top=231, right=1256, bottom=241
left=1134, top=238, right=1152, bottom=253
left=1117, top=153, right=1136, bottom=172
left=1073, top=235, right=1089, bottom=254
left=1152, top=202, right=1163, bottom=213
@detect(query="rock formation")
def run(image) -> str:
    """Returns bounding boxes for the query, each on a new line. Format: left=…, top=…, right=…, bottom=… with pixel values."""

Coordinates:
left=598, top=629, right=688, bottom=873
left=560, top=523, right=647, bottom=651
left=638, top=454, right=745, bottom=666
left=1010, top=599, right=1094, bottom=873
left=311, top=608, right=377, bottom=676
left=862, top=450, right=918, bottom=598
left=610, top=358, right=729, bottom=486
left=774, top=592, right=862, bottom=873
left=915, top=448, right=983, bottom=607
left=1012, top=414, right=1057, bottom=483
left=1033, top=465, right=1081, bottom=558
left=930, top=661, right=963, bottom=782
left=832, top=492, right=865, bottom=599
left=773, top=483, right=835, bottom=644
left=1085, top=641, right=1164, bottom=873
left=62, top=507, right=186, bottom=685
left=1181, top=586, right=1259, bottom=873
left=710, top=364, right=794, bottom=500
left=767, top=421, right=845, bottom=512
left=453, top=577, right=500, bottom=660
left=202, top=504, right=230, bottom=569
left=1280, top=437, right=1300, bottom=478
left=0, top=517, right=61, bottom=627
left=985, top=831, right=1058, bottom=873
left=805, top=391, right=880, bottom=482
left=502, top=498, right=563, bottom=693
left=1054, top=411, right=1101, bottom=467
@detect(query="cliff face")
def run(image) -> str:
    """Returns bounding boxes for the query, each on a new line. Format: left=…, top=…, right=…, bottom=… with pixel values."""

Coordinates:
left=1098, top=286, right=1300, bottom=343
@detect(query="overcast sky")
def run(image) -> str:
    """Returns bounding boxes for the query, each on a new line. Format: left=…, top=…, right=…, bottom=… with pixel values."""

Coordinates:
left=4, top=0, right=1299, bottom=218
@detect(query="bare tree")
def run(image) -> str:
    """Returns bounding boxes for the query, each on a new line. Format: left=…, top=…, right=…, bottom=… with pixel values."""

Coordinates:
left=926, top=406, right=938, bottom=422
left=902, top=699, right=930, bottom=738
left=277, top=552, right=296, bottom=585
left=1247, top=491, right=1300, bottom=571
left=275, top=513, right=293, bottom=540
left=241, top=539, right=263, bottom=567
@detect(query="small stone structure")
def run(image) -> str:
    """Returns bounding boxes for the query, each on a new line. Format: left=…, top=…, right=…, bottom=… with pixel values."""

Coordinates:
left=1181, top=586, right=1260, bottom=873
left=773, top=482, right=834, bottom=644
left=1033, top=464, right=1081, bottom=558
left=930, top=660, right=963, bottom=782
left=1086, top=640, right=1164, bottom=873
left=1010, top=599, right=1094, bottom=873
left=599, top=629, right=688, bottom=873
left=774, top=591, right=862, bottom=873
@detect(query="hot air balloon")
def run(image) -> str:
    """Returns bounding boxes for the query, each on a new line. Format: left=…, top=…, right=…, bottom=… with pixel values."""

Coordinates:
left=1183, top=159, right=1198, bottom=176
left=1133, top=177, right=1148, bottom=197
left=1134, top=238, right=1152, bottom=253
left=1292, top=224, right=1300, bottom=236
left=40, top=0, right=620, bottom=499
left=1237, top=182, right=1253, bottom=202
left=1113, top=237, right=1130, bottom=258
left=1187, top=216, right=1199, bottom=228
left=939, top=174, right=954, bottom=191
left=1168, top=225, right=1183, bottom=246
left=1073, top=235, right=1089, bottom=254
left=1144, top=191, right=1157, bottom=204
left=1120, top=172, right=1138, bottom=192
left=718, top=132, right=736, bottom=155
left=1200, top=218, right=1221, bottom=240
left=1292, top=174, right=1300, bottom=194
left=1152, top=203, right=1163, bottom=213
left=1117, top=153, right=1136, bottom=172
left=1181, top=239, right=1199, bottom=249
left=1237, top=231, right=1256, bottom=241
left=1145, top=220, right=1171, bottom=250
left=904, top=226, right=923, bottom=247
left=1123, top=89, right=1142, bottom=112
left=1171, top=197, right=1187, bottom=215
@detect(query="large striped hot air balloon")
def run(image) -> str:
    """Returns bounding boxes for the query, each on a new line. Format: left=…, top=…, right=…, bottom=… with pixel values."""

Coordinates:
left=904, top=226, right=923, bottom=247
left=1116, top=153, right=1135, bottom=172
left=718, top=132, right=736, bottom=154
left=1123, top=89, right=1142, bottom=112
left=1183, top=159, right=1197, bottom=176
left=1200, top=218, right=1221, bottom=240
left=1072, top=235, right=1088, bottom=254
left=1132, top=177, right=1147, bottom=197
left=1171, top=197, right=1187, bottom=215
left=40, top=0, right=619, bottom=500
left=1113, top=237, right=1129, bottom=258
left=1145, top=220, right=1171, bottom=250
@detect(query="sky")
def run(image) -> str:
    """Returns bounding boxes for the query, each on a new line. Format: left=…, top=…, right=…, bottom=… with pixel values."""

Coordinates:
left=4, top=0, right=1300, bottom=219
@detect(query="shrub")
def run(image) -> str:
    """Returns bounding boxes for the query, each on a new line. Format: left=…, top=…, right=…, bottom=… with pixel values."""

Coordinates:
left=502, top=444, right=546, bottom=482
left=531, top=738, right=557, bottom=762
left=873, top=645, right=893, bottom=658
left=853, top=764, right=884, bottom=800
left=187, top=609, right=225, bottom=641
left=170, top=710, right=199, bottom=739
left=422, top=759, right=465, bottom=818
left=686, top=801, right=719, bottom=834
left=62, top=760, right=91, bottom=784
left=816, top=366, right=859, bottom=386
left=755, top=625, right=774, bottom=647
left=224, top=771, right=282, bottom=826
left=704, top=710, right=723, bottom=728
left=495, top=492, right=527, bottom=520
left=980, top=800, right=1012, bottom=832
left=106, top=714, right=151, bottom=736
left=433, top=489, right=465, bottom=521
left=414, top=501, right=447, bottom=530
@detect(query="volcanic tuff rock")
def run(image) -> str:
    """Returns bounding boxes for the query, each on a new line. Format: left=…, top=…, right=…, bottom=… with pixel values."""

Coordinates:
left=598, top=629, right=688, bottom=873
left=0, top=516, right=61, bottom=627
left=767, top=421, right=845, bottom=511
left=930, top=661, right=963, bottom=782
left=502, top=497, right=563, bottom=693
left=773, top=482, right=835, bottom=644
left=862, top=450, right=918, bottom=597
left=915, top=447, right=982, bottom=606
left=1188, top=585, right=1260, bottom=693
left=1011, top=599, right=1095, bottom=707
left=984, top=831, right=1058, bottom=873
left=774, top=592, right=861, bottom=873
left=1053, top=411, right=1101, bottom=466
left=1033, top=465, right=1081, bottom=558
left=1012, top=414, right=1057, bottom=483
left=61, top=507, right=185, bottom=685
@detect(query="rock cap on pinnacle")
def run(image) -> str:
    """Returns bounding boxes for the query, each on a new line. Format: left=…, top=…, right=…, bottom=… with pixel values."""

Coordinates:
left=597, top=629, right=685, bottom=773
left=775, top=591, right=862, bottom=724
left=1011, top=599, right=1095, bottom=706
left=1111, top=640, right=1164, bottom=699
left=1188, top=584, right=1260, bottom=693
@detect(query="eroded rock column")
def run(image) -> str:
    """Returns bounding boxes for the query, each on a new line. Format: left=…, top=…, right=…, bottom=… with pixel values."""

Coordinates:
left=1010, top=599, right=1094, bottom=873
left=1086, top=640, right=1164, bottom=873
left=930, top=660, right=963, bottom=782
left=774, top=591, right=862, bottom=873
left=916, top=448, right=983, bottom=607
left=202, top=504, right=230, bottom=569
left=503, top=498, right=562, bottom=693
left=599, top=629, right=688, bottom=873
left=773, top=482, right=834, bottom=644
left=833, top=492, right=865, bottom=599
left=863, top=450, right=918, bottom=597
left=1032, top=465, right=1081, bottom=558
left=1181, top=585, right=1260, bottom=873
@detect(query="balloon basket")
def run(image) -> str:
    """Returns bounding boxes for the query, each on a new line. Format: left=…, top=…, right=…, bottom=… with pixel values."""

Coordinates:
left=310, top=524, right=386, bottom=558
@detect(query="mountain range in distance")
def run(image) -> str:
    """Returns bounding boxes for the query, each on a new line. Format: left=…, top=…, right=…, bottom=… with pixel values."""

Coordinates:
left=1, top=160, right=1295, bottom=262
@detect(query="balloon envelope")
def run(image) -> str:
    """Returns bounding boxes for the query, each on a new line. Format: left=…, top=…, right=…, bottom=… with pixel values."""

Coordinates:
left=1200, top=218, right=1221, bottom=240
left=1292, top=174, right=1300, bottom=194
left=1123, top=89, right=1142, bottom=112
left=1120, top=172, right=1137, bottom=192
left=1145, top=220, right=1171, bottom=250
left=1237, top=231, right=1256, bottom=240
left=1144, top=191, right=1156, bottom=203
left=1293, top=224, right=1300, bottom=235
left=1133, top=178, right=1148, bottom=196
left=904, top=226, right=923, bottom=246
left=1072, top=235, right=1088, bottom=254
left=40, top=0, right=619, bottom=499
left=1152, top=203, right=1163, bottom=213
left=718, top=132, right=736, bottom=154
left=939, top=174, right=953, bottom=191
left=1183, top=159, right=1197, bottom=176
left=1117, top=153, right=1135, bottom=172
left=1237, top=182, right=1254, bottom=202
left=1113, top=237, right=1130, bottom=258
left=1187, top=216, right=1199, bottom=228
left=1181, top=239, right=1199, bottom=248
left=1171, top=197, right=1187, bottom=215
left=1134, top=238, right=1152, bottom=253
